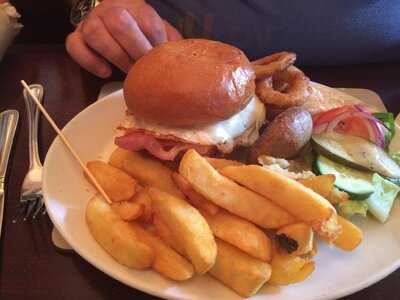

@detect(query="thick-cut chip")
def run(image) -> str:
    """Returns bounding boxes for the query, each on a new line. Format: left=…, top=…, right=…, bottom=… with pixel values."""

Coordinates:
left=201, top=209, right=272, bottom=261
left=310, top=239, right=318, bottom=257
left=131, top=188, right=153, bottom=222
left=269, top=245, right=315, bottom=285
left=86, top=196, right=154, bottom=269
left=205, top=157, right=243, bottom=170
left=179, top=150, right=295, bottom=229
left=148, top=187, right=217, bottom=274
left=87, top=196, right=193, bottom=280
left=269, top=255, right=315, bottom=285
left=133, top=224, right=194, bottom=281
left=334, top=216, right=363, bottom=251
left=153, top=215, right=186, bottom=255
left=86, top=160, right=137, bottom=201
left=297, top=177, right=362, bottom=250
left=111, top=201, right=143, bottom=221
left=108, top=147, right=128, bottom=169
left=220, top=165, right=340, bottom=240
left=298, top=175, right=335, bottom=198
left=327, top=187, right=349, bottom=204
left=109, top=148, right=183, bottom=198
left=209, top=239, right=271, bottom=297
left=276, top=223, right=314, bottom=256
left=172, top=172, right=219, bottom=215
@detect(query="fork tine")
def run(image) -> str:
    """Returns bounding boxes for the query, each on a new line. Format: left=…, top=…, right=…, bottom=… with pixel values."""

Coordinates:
left=12, top=203, right=28, bottom=223
left=14, top=196, right=46, bottom=222
left=32, top=198, right=44, bottom=219
left=24, top=198, right=39, bottom=221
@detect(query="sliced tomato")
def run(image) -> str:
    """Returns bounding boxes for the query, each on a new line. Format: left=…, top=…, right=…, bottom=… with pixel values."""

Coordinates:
left=313, top=105, right=356, bottom=125
left=334, top=116, right=371, bottom=141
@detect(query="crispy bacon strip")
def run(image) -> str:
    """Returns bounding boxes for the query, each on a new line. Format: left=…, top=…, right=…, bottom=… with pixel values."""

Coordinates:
left=115, top=131, right=213, bottom=161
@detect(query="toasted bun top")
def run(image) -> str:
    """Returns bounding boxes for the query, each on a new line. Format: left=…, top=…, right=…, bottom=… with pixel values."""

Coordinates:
left=123, top=39, right=255, bottom=126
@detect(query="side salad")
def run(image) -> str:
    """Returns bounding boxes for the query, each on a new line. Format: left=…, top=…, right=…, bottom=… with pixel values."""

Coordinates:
left=311, top=105, right=400, bottom=223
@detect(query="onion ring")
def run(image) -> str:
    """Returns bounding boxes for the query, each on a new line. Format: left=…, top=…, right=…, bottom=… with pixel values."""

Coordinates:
left=252, top=52, right=297, bottom=79
left=256, top=66, right=310, bottom=108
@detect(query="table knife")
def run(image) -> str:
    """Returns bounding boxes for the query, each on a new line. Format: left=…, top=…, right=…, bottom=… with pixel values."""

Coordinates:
left=0, top=110, right=19, bottom=237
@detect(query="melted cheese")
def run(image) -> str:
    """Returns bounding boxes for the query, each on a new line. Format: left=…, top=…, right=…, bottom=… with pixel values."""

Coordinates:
left=121, top=95, right=266, bottom=149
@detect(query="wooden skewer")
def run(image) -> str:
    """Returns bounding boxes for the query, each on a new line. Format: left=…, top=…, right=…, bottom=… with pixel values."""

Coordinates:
left=21, top=80, right=112, bottom=204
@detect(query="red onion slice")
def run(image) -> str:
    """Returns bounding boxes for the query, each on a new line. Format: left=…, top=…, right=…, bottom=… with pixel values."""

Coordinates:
left=361, top=117, right=377, bottom=145
left=354, top=104, right=372, bottom=114
left=370, top=121, right=387, bottom=148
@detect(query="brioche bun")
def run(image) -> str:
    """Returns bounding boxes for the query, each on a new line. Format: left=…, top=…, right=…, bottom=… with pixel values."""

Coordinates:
left=123, top=39, right=255, bottom=126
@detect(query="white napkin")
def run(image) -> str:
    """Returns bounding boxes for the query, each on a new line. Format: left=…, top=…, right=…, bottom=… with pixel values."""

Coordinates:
left=0, top=2, right=23, bottom=61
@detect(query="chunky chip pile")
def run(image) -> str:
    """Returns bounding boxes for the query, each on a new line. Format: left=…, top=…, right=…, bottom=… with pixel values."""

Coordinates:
left=84, top=148, right=362, bottom=297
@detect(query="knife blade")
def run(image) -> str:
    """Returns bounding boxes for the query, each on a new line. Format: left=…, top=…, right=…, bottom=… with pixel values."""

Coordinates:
left=0, top=110, right=19, bottom=237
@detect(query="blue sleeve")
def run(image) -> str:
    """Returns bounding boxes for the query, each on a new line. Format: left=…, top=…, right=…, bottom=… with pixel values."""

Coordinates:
left=147, top=0, right=400, bottom=66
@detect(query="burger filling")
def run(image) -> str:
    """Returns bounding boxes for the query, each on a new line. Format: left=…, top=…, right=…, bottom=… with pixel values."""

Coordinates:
left=115, top=95, right=266, bottom=160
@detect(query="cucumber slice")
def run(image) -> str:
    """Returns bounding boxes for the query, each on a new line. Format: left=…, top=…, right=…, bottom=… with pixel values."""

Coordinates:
left=366, top=173, right=400, bottom=223
left=315, top=155, right=374, bottom=200
left=384, top=177, right=400, bottom=187
left=312, top=132, right=400, bottom=179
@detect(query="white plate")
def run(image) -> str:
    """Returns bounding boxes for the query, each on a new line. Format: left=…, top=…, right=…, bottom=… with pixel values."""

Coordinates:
left=43, top=87, right=400, bottom=300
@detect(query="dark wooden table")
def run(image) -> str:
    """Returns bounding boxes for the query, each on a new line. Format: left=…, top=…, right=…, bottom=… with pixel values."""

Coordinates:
left=0, top=44, right=399, bottom=300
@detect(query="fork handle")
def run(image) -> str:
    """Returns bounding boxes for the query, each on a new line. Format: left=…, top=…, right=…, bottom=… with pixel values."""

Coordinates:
left=23, top=84, right=44, bottom=169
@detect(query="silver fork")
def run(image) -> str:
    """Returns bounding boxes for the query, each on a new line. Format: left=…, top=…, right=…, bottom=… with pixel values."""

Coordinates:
left=16, top=84, right=45, bottom=221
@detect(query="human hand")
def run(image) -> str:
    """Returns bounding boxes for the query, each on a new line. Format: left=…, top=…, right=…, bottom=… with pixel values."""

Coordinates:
left=65, top=0, right=182, bottom=78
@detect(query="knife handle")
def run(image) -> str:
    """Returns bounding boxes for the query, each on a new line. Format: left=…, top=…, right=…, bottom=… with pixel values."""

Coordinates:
left=0, top=110, right=19, bottom=184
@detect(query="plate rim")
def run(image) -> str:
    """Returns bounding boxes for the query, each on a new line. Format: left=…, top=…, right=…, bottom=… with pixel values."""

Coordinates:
left=42, top=87, right=400, bottom=300
left=42, top=93, right=187, bottom=300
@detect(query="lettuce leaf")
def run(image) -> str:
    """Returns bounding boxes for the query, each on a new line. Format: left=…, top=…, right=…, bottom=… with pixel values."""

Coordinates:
left=392, top=152, right=400, bottom=165
left=337, top=200, right=368, bottom=218
left=373, top=112, right=395, bottom=148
